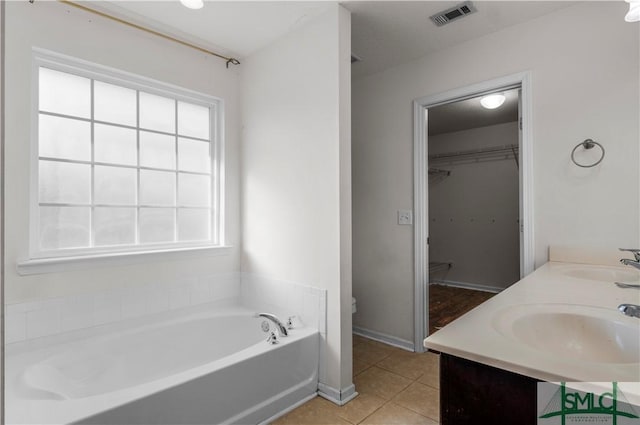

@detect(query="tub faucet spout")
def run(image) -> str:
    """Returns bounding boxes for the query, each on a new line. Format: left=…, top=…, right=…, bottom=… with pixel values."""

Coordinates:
left=620, top=248, right=640, bottom=261
left=620, top=258, right=640, bottom=270
left=618, top=304, right=640, bottom=319
left=255, top=313, right=289, bottom=337
left=619, top=248, right=640, bottom=270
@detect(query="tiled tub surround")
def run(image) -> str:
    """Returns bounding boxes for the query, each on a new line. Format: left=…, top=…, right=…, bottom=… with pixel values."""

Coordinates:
left=5, top=272, right=328, bottom=424
left=240, top=273, right=327, bottom=335
left=5, top=272, right=241, bottom=344
left=6, top=272, right=327, bottom=344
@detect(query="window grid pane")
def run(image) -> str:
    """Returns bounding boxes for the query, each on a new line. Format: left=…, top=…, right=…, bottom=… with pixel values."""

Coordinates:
left=90, top=79, right=95, bottom=248
left=38, top=114, right=91, bottom=161
left=174, top=100, right=179, bottom=244
left=136, top=90, right=141, bottom=246
left=37, top=66, right=216, bottom=253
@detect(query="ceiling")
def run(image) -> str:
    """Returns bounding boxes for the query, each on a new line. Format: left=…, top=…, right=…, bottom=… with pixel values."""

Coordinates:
left=345, top=1, right=575, bottom=78
left=93, top=1, right=576, bottom=77
left=428, top=88, right=519, bottom=136
left=90, top=1, right=332, bottom=59
left=91, top=1, right=574, bottom=133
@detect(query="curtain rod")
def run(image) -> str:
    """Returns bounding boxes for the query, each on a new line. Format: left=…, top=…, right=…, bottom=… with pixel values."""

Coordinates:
left=45, top=0, right=241, bottom=68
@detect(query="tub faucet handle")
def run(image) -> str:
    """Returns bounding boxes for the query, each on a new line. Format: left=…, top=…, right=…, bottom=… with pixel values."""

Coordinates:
left=286, top=316, right=296, bottom=329
left=266, top=332, right=279, bottom=345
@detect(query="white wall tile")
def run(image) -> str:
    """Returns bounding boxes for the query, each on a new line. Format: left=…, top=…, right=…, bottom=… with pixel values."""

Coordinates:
left=26, top=300, right=61, bottom=339
left=240, top=274, right=259, bottom=308
left=198, top=274, right=216, bottom=300
left=60, top=293, right=94, bottom=332
left=286, top=285, right=305, bottom=319
left=239, top=273, right=327, bottom=332
left=318, top=291, right=327, bottom=334
left=7, top=301, right=43, bottom=314
left=93, top=290, right=122, bottom=325
left=8, top=271, right=243, bottom=342
left=302, top=290, right=319, bottom=331
left=6, top=310, right=26, bottom=343
left=190, top=278, right=214, bottom=305
left=168, top=283, right=190, bottom=310
left=214, top=273, right=241, bottom=300
left=145, top=283, right=169, bottom=315
left=260, top=277, right=278, bottom=308
left=121, top=285, right=147, bottom=319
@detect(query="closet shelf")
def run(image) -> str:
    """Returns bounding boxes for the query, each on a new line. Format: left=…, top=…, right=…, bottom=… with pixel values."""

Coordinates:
left=428, top=167, right=451, bottom=176
left=429, top=261, right=453, bottom=273
left=429, top=144, right=518, bottom=165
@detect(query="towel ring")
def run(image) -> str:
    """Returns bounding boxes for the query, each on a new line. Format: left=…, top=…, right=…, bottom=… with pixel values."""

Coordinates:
left=571, top=139, right=605, bottom=168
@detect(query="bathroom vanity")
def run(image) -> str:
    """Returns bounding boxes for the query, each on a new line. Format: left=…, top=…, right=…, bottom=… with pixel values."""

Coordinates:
left=439, top=354, right=538, bottom=425
left=424, top=247, right=640, bottom=425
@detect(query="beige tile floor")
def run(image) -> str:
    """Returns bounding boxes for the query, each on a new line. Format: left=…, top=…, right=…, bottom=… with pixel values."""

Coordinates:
left=271, top=335, right=441, bottom=425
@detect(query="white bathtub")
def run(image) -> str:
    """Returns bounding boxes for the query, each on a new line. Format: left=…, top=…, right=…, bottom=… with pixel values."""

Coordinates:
left=5, top=304, right=319, bottom=424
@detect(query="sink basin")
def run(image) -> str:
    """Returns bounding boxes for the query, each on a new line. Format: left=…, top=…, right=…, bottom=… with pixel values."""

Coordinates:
left=560, top=265, right=639, bottom=283
left=492, top=304, right=640, bottom=364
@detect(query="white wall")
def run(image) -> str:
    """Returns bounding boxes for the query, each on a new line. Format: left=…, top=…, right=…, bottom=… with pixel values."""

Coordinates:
left=428, top=122, right=519, bottom=290
left=240, top=4, right=353, bottom=397
left=3, top=1, right=241, bottom=304
left=352, top=2, right=640, bottom=343
left=1, top=1, right=5, bottom=418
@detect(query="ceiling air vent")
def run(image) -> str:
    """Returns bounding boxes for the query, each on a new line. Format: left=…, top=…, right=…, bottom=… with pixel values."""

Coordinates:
left=430, top=1, right=477, bottom=27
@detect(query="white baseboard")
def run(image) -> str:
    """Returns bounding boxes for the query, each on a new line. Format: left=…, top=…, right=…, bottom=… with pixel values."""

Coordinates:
left=430, top=279, right=503, bottom=293
left=352, top=326, right=414, bottom=352
left=317, top=383, right=358, bottom=406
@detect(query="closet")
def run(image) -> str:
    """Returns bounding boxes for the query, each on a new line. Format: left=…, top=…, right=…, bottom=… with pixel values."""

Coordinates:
left=427, top=89, right=520, bottom=332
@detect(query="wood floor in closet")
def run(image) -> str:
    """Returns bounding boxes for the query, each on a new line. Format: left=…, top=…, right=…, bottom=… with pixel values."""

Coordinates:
left=428, top=284, right=497, bottom=335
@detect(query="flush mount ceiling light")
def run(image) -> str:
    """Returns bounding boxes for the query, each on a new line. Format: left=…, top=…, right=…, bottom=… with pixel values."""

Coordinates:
left=180, top=0, right=203, bottom=10
left=626, top=0, right=640, bottom=22
left=480, top=93, right=506, bottom=109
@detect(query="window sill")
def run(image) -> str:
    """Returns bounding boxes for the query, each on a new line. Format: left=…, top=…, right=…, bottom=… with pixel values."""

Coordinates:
left=16, top=245, right=233, bottom=276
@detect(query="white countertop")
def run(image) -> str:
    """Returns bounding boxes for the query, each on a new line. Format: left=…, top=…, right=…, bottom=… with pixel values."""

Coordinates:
left=424, top=261, right=640, bottom=384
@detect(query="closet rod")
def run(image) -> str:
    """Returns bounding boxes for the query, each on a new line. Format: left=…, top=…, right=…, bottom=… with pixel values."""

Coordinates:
left=429, top=144, right=518, bottom=161
left=428, top=167, right=451, bottom=176
left=53, top=0, right=241, bottom=68
left=428, top=262, right=452, bottom=273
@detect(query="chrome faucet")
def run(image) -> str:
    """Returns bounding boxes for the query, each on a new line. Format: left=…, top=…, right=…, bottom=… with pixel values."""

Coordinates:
left=255, top=313, right=289, bottom=337
left=617, top=250, right=640, bottom=318
left=615, top=282, right=640, bottom=289
left=619, top=248, right=640, bottom=270
left=265, top=332, right=279, bottom=345
left=618, top=304, right=640, bottom=319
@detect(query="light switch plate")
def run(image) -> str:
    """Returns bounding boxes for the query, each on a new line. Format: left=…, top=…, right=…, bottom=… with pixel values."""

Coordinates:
left=398, top=210, right=413, bottom=225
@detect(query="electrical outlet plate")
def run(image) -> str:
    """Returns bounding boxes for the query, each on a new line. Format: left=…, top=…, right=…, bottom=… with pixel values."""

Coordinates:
left=398, top=210, right=413, bottom=225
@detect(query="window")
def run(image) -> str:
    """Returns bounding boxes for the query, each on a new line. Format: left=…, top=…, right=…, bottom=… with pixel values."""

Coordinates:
left=31, top=52, right=223, bottom=259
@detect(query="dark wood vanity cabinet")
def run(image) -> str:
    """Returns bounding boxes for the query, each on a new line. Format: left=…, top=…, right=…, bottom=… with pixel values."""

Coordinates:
left=440, top=353, right=541, bottom=425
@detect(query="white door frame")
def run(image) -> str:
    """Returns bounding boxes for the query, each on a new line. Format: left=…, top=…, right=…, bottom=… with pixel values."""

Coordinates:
left=412, top=72, right=534, bottom=352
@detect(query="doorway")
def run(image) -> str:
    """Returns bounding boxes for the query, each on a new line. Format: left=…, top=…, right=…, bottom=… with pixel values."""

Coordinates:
left=412, top=72, right=534, bottom=352
left=427, top=88, right=520, bottom=333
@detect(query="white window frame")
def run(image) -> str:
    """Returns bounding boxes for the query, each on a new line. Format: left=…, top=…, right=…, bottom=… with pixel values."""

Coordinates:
left=18, top=49, right=227, bottom=274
